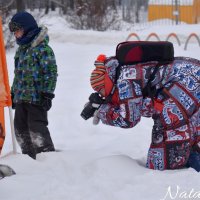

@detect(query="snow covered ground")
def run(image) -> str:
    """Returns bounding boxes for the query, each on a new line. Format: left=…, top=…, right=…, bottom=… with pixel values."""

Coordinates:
left=1, top=16, right=200, bottom=200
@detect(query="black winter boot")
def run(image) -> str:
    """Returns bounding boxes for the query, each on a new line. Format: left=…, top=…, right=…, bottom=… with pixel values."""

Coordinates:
left=22, top=148, right=36, bottom=159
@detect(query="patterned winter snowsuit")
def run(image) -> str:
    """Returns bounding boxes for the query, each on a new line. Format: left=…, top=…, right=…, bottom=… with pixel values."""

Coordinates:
left=97, top=57, right=200, bottom=170
left=12, top=26, right=57, bottom=157
left=12, top=27, right=57, bottom=104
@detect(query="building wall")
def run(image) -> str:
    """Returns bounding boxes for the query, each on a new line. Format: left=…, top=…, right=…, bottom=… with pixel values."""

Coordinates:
left=148, top=1, right=200, bottom=24
left=194, top=0, right=200, bottom=23
left=180, top=6, right=194, bottom=23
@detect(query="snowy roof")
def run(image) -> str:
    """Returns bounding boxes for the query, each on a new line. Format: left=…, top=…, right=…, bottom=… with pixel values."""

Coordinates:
left=149, top=0, right=194, bottom=5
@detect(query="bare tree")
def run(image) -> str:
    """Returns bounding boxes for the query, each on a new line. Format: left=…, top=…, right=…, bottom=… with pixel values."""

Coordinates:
left=51, top=1, right=56, bottom=11
left=45, top=0, right=50, bottom=14
left=69, top=0, right=74, bottom=10
left=1, top=0, right=150, bottom=36
left=135, top=0, right=148, bottom=23
left=122, top=0, right=133, bottom=22
left=16, top=0, right=25, bottom=12
left=69, top=0, right=118, bottom=31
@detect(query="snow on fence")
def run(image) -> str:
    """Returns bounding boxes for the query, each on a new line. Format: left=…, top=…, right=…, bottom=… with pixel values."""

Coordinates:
left=126, top=32, right=200, bottom=50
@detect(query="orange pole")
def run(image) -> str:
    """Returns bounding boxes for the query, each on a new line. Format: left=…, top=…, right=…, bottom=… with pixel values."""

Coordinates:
left=0, top=17, right=12, bottom=107
left=0, top=17, right=16, bottom=153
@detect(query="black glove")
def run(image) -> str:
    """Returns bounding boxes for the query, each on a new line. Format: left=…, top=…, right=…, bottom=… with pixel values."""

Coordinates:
left=41, top=93, right=55, bottom=111
left=11, top=93, right=16, bottom=109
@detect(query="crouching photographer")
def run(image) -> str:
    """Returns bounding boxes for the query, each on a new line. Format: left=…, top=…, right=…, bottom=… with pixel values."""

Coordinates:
left=80, top=40, right=200, bottom=172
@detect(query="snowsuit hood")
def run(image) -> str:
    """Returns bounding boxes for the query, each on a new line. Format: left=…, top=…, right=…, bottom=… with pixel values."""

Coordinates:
left=10, top=11, right=41, bottom=45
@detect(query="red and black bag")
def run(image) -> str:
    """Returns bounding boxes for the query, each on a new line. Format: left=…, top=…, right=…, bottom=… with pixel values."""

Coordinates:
left=115, top=41, right=174, bottom=65
left=112, top=41, right=175, bottom=101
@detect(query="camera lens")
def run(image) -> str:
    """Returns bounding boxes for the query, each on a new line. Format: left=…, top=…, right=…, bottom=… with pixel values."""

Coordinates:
left=80, top=102, right=96, bottom=120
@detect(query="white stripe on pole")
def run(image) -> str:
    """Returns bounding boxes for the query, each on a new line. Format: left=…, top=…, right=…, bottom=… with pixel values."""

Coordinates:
left=8, top=106, right=17, bottom=153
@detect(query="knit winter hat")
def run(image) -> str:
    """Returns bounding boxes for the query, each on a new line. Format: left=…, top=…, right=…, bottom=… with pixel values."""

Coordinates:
left=90, top=54, right=107, bottom=96
left=9, top=11, right=38, bottom=34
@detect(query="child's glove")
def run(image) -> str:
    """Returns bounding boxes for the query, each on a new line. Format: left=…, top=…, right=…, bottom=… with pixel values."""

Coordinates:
left=89, top=93, right=104, bottom=125
left=93, top=110, right=100, bottom=125
left=41, top=93, right=55, bottom=111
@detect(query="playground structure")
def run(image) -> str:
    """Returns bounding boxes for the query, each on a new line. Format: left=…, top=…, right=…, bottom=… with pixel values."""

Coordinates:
left=126, top=32, right=200, bottom=50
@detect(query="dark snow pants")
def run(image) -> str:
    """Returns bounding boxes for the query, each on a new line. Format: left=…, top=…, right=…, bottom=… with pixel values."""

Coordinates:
left=14, top=103, right=55, bottom=158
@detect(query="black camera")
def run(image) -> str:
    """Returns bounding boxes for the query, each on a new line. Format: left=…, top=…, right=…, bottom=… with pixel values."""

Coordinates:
left=81, top=102, right=99, bottom=120
left=81, top=93, right=105, bottom=120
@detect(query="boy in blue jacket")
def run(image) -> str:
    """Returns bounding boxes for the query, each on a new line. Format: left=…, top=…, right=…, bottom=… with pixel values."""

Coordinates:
left=9, top=11, right=57, bottom=159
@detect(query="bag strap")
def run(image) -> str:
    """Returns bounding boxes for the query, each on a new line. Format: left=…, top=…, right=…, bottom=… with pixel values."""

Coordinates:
left=104, top=63, right=122, bottom=103
left=142, top=64, right=160, bottom=101
left=142, top=61, right=172, bottom=102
